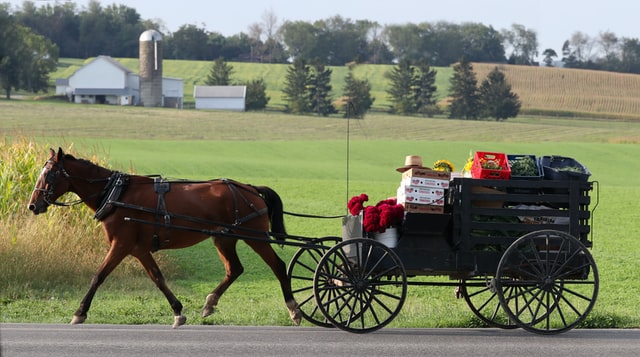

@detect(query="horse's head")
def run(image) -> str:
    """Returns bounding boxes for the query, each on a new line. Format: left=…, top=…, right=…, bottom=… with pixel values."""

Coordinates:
left=27, top=147, right=72, bottom=215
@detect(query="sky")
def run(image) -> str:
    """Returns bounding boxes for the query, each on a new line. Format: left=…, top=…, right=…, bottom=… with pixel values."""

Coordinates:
left=11, top=0, right=640, bottom=59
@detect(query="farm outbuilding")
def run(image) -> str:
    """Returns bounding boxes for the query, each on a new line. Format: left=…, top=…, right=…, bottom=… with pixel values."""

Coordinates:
left=194, top=85, right=246, bottom=111
left=55, top=55, right=183, bottom=108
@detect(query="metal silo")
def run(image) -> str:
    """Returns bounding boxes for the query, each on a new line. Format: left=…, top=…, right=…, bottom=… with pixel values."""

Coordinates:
left=139, top=29, right=163, bottom=107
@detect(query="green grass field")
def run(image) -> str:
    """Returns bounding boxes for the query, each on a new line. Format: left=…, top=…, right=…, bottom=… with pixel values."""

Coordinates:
left=1, top=100, right=639, bottom=329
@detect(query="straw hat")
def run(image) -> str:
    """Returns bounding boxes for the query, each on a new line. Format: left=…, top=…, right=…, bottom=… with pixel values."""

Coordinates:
left=396, top=155, right=428, bottom=172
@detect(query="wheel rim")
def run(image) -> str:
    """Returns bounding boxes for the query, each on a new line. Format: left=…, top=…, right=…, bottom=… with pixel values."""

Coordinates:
left=460, top=277, right=518, bottom=329
left=495, top=230, right=599, bottom=334
left=287, top=237, right=340, bottom=328
left=313, top=238, right=407, bottom=333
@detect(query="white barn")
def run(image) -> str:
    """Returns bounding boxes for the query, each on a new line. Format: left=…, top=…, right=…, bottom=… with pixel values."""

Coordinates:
left=194, top=85, right=246, bottom=111
left=55, top=55, right=183, bottom=108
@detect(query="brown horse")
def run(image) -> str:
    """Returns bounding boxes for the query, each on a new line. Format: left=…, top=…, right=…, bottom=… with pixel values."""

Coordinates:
left=27, top=148, right=301, bottom=328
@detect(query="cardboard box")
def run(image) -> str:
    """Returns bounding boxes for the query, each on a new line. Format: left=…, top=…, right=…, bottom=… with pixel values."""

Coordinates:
left=401, top=168, right=450, bottom=189
left=398, top=185, right=445, bottom=199
left=402, top=203, right=445, bottom=214
left=397, top=186, right=445, bottom=206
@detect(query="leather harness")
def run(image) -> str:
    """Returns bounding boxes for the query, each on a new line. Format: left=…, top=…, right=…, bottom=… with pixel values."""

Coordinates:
left=93, top=174, right=268, bottom=251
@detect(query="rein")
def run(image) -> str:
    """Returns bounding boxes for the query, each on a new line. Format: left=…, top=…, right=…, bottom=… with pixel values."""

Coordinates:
left=283, top=211, right=345, bottom=219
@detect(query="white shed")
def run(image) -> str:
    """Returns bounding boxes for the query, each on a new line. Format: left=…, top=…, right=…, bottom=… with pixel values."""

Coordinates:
left=194, top=85, right=246, bottom=111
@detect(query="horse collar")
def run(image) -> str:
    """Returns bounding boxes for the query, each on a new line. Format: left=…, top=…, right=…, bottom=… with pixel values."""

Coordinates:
left=94, top=172, right=129, bottom=220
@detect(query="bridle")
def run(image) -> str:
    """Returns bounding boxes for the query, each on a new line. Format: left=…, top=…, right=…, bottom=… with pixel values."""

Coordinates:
left=34, top=157, right=105, bottom=207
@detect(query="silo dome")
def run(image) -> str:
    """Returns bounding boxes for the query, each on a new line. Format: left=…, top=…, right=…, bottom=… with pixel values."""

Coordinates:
left=139, top=29, right=162, bottom=42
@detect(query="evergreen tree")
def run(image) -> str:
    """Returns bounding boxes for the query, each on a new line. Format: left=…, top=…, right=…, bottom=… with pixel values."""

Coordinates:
left=205, top=57, right=234, bottom=85
left=478, top=67, right=521, bottom=121
left=448, top=57, right=479, bottom=119
left=412, top=60, right=439, bottom=116
left=307, top=64, right=336, bottom=116
left=342, top=66, right=374, bottom=119
left=385, top=58, right=415, bottom=114
left=245, top=78, right=270, bottom=111
left=282, top=57, right=310, bottom=113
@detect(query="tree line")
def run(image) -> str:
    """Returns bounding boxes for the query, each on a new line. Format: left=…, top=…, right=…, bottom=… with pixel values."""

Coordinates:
left=4, top=0, right=640, bottom=73
left=207, top=56, right=520, bottom=121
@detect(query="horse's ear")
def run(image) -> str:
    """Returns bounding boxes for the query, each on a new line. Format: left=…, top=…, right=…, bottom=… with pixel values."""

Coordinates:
left=49, top=148, right=56, bottom=160
left=55, top=147, right=65, bottom=162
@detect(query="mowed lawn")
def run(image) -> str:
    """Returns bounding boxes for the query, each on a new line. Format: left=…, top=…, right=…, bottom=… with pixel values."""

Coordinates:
left=1, top=101, right=639, bottom=329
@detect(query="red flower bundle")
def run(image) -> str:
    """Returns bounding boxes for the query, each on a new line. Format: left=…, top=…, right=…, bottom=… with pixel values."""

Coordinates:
left=348, top=194, right=405, bottom=233
left=347, top=193, right=369, bottom=216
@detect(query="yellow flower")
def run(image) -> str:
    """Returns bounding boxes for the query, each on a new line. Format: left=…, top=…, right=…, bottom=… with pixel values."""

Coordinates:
left=433, top=159, right=455, bottom=172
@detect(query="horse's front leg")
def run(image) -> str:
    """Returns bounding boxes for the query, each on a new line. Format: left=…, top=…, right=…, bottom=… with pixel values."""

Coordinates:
left=135, top=252, right=186, bottom=328
left=72, top=247, right=127, bottom=324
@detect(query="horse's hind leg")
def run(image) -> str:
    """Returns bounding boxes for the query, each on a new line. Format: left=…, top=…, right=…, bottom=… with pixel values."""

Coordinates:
left=245, top=240, right=301, bottom=325
left=202, top=237, right=244, bottom=318
left=135, top=252, right=186, bottom=328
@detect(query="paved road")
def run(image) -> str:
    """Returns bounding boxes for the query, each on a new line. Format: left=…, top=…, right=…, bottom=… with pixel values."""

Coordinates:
left=2, top=324, right=639, bottom=357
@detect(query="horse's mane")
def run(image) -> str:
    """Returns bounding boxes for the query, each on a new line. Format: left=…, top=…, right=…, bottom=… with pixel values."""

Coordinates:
left=64, top=154, right=112, bottom=174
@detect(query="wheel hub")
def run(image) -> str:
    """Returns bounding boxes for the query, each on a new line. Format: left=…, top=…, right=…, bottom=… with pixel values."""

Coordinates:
left=540, top=276, right=555, bottom=291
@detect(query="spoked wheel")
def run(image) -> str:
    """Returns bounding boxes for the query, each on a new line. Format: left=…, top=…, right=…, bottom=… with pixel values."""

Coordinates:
left=459, top=277, right=518, bottom=329
left=495, top=229, right=599, bottom=335
left=287, top=236, right=340, bottom=327
left=313, top=238, right=407, bottom=334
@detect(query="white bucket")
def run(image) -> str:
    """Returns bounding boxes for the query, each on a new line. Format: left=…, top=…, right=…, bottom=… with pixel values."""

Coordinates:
left=373, top=227, right=398, bottom=248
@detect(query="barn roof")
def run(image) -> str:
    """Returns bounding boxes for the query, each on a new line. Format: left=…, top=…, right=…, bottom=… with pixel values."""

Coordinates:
left=194, top=85, right=246, bottom=98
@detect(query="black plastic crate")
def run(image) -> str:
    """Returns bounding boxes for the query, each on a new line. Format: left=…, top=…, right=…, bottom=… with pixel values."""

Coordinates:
left=540, top=156, right=591, bottom=181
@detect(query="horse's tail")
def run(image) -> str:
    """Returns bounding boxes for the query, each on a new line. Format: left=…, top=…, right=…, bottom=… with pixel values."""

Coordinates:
left=255, top=186, right=287, bottom=241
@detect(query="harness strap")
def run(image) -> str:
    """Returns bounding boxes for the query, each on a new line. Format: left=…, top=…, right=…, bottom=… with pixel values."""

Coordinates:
left=222, top=179, right=268, bottom=226
left=152, top=176, right=171, bottom=251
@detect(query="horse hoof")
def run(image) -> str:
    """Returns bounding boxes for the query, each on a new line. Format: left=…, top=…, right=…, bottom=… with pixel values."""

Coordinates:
left=172, top=315, right=187, bottom=329
left=286, top=300, right=302, bottom=326
left=291, top=310, right=302, bottom=326
left=70, top=315, right=86, bottom=325
left=202, top=304, right=215, bottom=318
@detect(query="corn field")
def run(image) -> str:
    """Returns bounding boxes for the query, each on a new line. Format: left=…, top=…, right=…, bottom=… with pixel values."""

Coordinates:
left=474, top=63, right=640, bottom=118
left=0, top=138, right=144, bottom=296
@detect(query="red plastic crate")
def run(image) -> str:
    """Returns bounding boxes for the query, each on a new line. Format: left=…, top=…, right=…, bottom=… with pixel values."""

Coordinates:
left=471, top=151, right=511, bottom=180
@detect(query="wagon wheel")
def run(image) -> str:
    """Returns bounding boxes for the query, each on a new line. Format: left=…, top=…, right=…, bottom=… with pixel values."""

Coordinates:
left=313, top=238, right=407, bottom=334
left=459, top=277, right=518, bottom=329
left=287, top=236, right=340, bottom=328
left=494, top=229, right=599, bottom=335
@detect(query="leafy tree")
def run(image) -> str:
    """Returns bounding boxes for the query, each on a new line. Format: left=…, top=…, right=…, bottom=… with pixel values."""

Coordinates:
left=307, top=63, right=336, bottom=116
left=478, top=67, right=521, bottom=121
left=0, top=11, right=58, bottom=99
left=619, top=37, right=640, bottom=74
left=412, top=60, right=438, bottom=116
left=342, top=65, right=374, bottom=118
left=542, top=49, right=558, bottom=67
left=280, top=20, right=317, bottom=61
left=205, top=57, right=234, bottom=85
left=448, top=57, right=479, bottom=119
left=502, top=24, right=539, bottom=65
left=245, top=78, right=270, bottom=111
left=166, top=24, right=210, bottom=60
left=385, top=58, right=415, bottom=114
left=561, top=40, right=578, bottom=68
left=282, top=57, right=310, bottom=113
